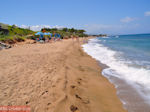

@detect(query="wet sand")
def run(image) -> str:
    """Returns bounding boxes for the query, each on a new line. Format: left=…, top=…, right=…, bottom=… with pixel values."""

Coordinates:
left=103, top=74, right=150, bottom=112
left=0, top=38, right=126, bottom=112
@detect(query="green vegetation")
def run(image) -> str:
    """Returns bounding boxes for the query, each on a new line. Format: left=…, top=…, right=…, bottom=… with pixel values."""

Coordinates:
left=0, top=23, right=34, bottom=43
left=41, top=28, right=88, bottom=39
left=0, top=22, right=88, bottom=44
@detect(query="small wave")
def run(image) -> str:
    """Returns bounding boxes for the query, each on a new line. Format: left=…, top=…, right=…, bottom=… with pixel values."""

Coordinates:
left=100, top=36, right=110, bottom=38
left=115, top=35, right=119, bottom=38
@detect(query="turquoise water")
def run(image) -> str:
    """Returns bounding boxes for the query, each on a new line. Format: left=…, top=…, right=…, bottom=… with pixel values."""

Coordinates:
left=99, top=34, right=150, bottom=69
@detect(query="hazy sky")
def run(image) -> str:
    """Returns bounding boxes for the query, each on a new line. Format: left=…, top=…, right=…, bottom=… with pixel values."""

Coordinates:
left=1, top=0, right=150, bottom=34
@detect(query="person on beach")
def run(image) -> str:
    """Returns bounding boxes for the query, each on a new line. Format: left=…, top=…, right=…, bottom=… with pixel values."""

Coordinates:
left=76, top=36, right=79, bottom=43
left=48, top=34, right=52, bottom=42
left=52, top=32, right=56, bottom=42
left=71, top=35, right=75, bottom=41
left=53, top=33, right=61, bottom=41
left=56, top=33, right=61, bottom=41
left=39, top=34, right=45, bottom=41
left=71, top=35, right=79, bottom=42
left=74, top=35, right=79, bottom=43
left=82, top=37, right=88, bottom=43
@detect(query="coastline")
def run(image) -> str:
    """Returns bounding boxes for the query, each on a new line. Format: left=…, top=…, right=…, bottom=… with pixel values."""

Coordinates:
left=82, top=37, right=150, bottom=112
left=0, top=38, right=126, bottom=112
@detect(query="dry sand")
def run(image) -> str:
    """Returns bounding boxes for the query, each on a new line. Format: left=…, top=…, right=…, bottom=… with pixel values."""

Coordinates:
left=0, top=38, right=127, bottom=112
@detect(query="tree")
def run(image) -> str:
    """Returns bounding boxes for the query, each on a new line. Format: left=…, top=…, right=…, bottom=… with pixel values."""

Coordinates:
left=12, top=24, right=17, bottom=28
left=77, top=30, right=85, bottom=34
left=62, top=28, right=68, bottom=32
left=68, top=28, right=75, bottom=33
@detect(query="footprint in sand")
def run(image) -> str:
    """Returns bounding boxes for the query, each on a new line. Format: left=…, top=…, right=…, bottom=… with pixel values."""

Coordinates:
left=52, top=85, right=56, bottom=87
left=71, top=85, right=76, bottom=89
left=77, top=78, right=88, bottom=88
left=75, top=94, right=82, bottom=100
left=47, top=102, right=51, bottom=105
left=41, top=90, right=48, bottom=96
left=75, top=94, right=90, bottom=104
left=77, top=78, right=82, bottom=85
left=25, top=101, right=29, bottom=105
left=70, top=105, right=78, bottom=112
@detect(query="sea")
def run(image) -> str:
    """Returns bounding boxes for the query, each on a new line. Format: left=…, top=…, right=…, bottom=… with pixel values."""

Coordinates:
left=82, top=34, right=150, bottom=112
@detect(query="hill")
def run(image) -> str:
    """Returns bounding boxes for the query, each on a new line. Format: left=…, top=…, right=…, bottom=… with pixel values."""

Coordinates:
left=0, top=23, right=34, bottom=43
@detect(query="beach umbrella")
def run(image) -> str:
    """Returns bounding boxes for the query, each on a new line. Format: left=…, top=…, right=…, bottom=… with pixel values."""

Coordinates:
left=35, top=32, right=44, bottom=40
left=44, top=32, right=52, bottom=37
left=48, top=32, right=53, bottom=37
left=44, top=32, right=48, bottom=35
left=35, top=32, right=44, bottom=36
left=55, top=33, right=61, bottom=38
left=43, top=32, right=50, bottom=35
left=57, top=34, right=61, bottom=38
left=47, top=32, right=52, bottom=35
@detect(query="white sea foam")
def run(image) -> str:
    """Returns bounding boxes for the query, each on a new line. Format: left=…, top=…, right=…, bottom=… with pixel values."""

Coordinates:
left=82, top=38, right=150, bottom=102
left=101, top=36, right=110, bottom=38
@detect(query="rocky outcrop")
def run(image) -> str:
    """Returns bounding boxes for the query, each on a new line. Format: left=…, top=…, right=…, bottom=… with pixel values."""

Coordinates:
left=0, top=42, right=11, bottom=50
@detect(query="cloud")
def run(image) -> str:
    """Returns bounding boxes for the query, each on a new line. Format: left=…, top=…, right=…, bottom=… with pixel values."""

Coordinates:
left=20, top=25, right=64, bottom=31
left=145, top=11, right=150, bottom=16
left=84, top=24, right=124, bottom=34
left=120, top=17, right=136, bottom=23
left=84, top=24, right=140, bottom=34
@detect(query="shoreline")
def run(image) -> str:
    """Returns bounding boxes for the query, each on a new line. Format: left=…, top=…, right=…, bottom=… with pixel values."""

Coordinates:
left=0, top=38, right=126, bottom=112
left=82, top=37, right=150, bottom=112
left=105, top=74, right=150, bottom=112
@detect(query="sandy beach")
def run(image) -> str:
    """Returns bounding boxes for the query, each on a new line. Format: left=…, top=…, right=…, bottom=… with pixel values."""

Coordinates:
left=0, top=38, right=126, bottom=112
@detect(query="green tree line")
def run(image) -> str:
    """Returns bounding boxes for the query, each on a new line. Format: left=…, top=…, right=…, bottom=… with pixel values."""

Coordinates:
left=41, top=28, right=88, bottom=38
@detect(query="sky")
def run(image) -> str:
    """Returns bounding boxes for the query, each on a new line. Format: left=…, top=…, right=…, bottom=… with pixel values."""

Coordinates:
left=1, top=0, right=150, bottom=34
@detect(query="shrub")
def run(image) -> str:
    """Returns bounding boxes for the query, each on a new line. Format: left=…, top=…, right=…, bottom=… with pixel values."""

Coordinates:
left=14, top=36, right=25, bottom=42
